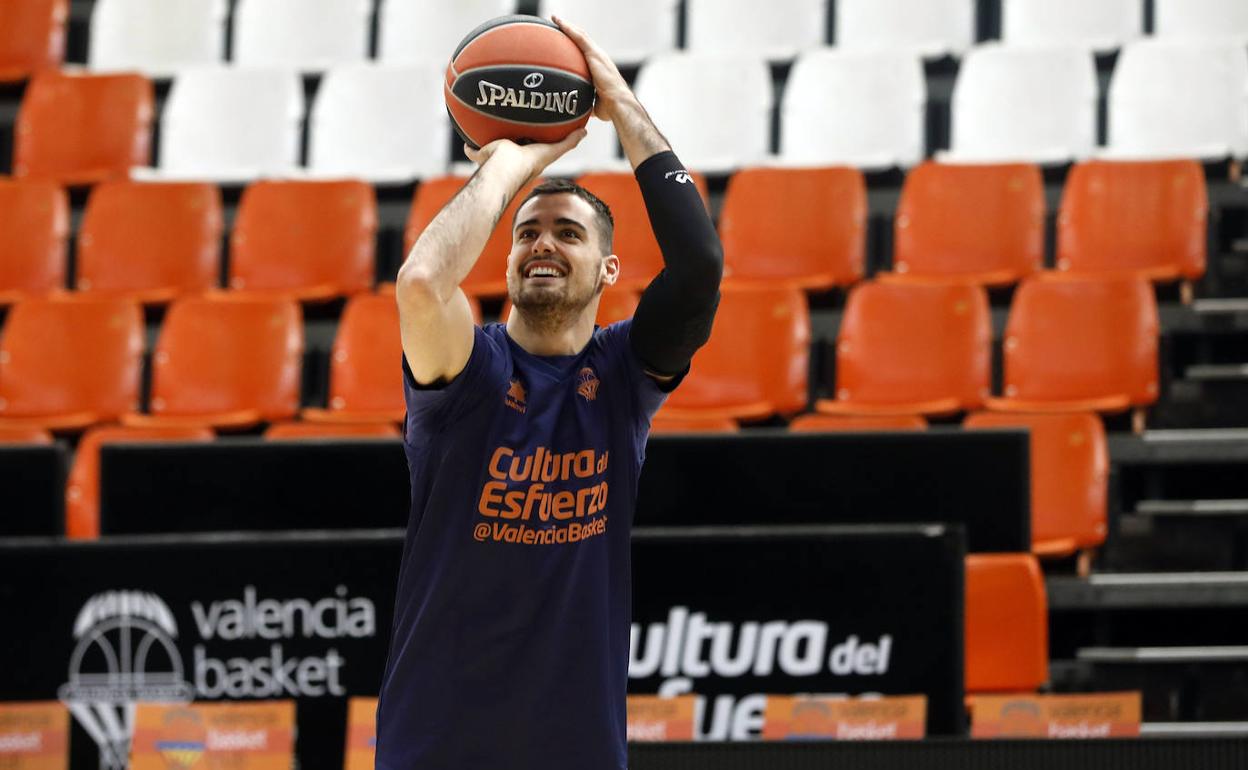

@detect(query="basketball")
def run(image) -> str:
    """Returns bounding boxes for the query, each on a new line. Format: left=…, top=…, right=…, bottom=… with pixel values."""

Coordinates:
left=444, top=15, right=595, bottom=150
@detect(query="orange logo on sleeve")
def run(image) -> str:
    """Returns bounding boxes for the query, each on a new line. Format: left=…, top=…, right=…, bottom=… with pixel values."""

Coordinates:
left=505, top=379, right=527, bottom=413
left=576, top=367, right=599, bottom=402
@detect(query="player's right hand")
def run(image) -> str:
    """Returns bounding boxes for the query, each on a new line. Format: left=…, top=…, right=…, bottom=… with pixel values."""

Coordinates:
left=463, top=129, right=587, bottom=185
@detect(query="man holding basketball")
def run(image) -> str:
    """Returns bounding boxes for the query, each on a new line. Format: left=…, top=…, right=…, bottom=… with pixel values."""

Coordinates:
left=376, top=17, right=723, bottom=770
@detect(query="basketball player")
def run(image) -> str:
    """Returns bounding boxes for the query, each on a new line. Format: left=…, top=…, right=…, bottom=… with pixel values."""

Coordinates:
left=375, top=17, right=723, bottom=770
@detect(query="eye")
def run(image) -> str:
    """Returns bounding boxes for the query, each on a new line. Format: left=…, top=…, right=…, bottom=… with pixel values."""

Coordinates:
left=518, top=229, right=537, bottom=240
left=562, top=229, right=581, bottom=240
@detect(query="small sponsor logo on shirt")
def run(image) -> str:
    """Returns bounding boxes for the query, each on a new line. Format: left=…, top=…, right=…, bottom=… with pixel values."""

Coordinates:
left=505, top=379, right=527, bottom=413
left=576, top=367, right=600, bottom=402
left=664, top=170, right=693, bottom=185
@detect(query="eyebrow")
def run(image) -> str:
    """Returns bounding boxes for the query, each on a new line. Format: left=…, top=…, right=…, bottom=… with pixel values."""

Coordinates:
left=514, top=217, right=588, bottom=233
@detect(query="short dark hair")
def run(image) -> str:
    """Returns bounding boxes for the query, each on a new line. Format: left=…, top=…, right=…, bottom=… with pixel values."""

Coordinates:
left=514, top=179, right=614, bottom=254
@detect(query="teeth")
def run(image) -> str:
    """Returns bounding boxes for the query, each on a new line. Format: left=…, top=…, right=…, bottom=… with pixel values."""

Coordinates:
left=527, top=265, right=565, bottom=278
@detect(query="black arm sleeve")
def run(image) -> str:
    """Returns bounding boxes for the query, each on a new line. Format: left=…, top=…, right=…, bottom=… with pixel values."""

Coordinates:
left=628, top=151, right=724, bottom=378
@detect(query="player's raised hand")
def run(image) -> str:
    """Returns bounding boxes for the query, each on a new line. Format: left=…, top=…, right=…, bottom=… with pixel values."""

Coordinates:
left=464, top=129, right=587, bottom=185
left=552, top=16, right=635, bottom=123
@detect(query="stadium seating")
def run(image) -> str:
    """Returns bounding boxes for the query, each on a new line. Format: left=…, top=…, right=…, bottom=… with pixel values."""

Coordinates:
left=76, top=181, right=222, bottom=303
left=965, top=412, right=1108, bottom=558
left=988, top=274, right=1159, bottom=414
left=719, top=166, right=866, bottom=290
left=1001, top=0, right=1142, bottom=51
left=543, top=120, right=622, bottom=177
left=66, top=424, right=214, bottom=539
left=789, top=413, right=927, bottom=432
left=633, top=53, right=772, bottom=172
left=0, top=0, right=66, bottom=82
left=1154, top=0, right=1248, bottom=43
left=576, top=171, right=709, bottom=291
left=965, top=553, right=1049, bottom=693
left=0, top=297, right=143, bottom=430
left=302, top=294, right=404, bottom=424
left=308, top=63, right=450, bottom=183
left=815, top=281, right=991, bottom=416
left=131, top=295, right=304, bottom=428
left=0, top=426, right=53, bottom=444
left=229, top=180, right=377, bottom=300
left=834, top=0, right=974, bottom=58
left=1057, top=160, right=1207, bottom=282
left=88, top=0, right=226, bottom=78
left=779, top=48, right=926, bottom=169
left=0, top=180, right=68, bottom=305
left=233, top=0, right=370, bottom=72
left=377, top=0, right=516, bottom=64
left=1107, top=39, right=1248, bottom=160
left=265, top=421, right=402, bottom=440
left=152, top=67, right=303, bottom=182
left=948, top=44, right=1097, bottom=164
left=659, top=285, right=809, bottom=420
left=684, top=0, right=826, bottom=61
left=538, top=0, right=678, bottom=65
left=891, top=161, right=1043, bottom=286
left=13, top=71, right=154, bottom=184
left=648, top=415, right=739, bottom=434
left=404, top=178, right=539, bottom=298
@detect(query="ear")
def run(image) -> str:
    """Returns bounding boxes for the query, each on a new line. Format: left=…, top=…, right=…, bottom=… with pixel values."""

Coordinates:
left=601, top=254, right=620, bottom=287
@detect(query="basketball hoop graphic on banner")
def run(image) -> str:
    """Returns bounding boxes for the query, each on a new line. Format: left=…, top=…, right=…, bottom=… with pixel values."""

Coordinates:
left=57, top=591, right=194, bottom=769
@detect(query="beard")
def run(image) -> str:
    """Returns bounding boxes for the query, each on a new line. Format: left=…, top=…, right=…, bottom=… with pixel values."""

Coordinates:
left=509, top=271, right=604, bottom=335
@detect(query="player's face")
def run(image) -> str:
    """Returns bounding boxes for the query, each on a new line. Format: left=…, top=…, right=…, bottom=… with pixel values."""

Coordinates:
left=507, top=193, right=617, bottom=319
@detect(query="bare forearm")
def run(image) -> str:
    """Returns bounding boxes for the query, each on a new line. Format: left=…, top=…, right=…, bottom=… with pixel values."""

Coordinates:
left=399, top=163, right=527, bottom=302
left=614, top=97, right=672, bottom=170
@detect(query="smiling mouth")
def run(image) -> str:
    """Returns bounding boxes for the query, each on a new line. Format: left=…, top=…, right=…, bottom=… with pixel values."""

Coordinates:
left=522, top=261, right=568, bottom=279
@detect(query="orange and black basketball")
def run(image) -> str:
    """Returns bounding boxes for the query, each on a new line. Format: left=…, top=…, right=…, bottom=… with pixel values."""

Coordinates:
left=444, top=15, right=595, bottom=150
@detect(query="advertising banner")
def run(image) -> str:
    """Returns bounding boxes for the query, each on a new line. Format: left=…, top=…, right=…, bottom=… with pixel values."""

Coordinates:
left=762, top=695, right=927, bottom=740
left=343, top=698, right=376, bottom=770
left=0, top=702, right=69, bottom=770
left=128, top=701, right=294, bottom=769
left=970, top=692, right=1142, bottom=738
left=626, top=696, right=697, bottom=742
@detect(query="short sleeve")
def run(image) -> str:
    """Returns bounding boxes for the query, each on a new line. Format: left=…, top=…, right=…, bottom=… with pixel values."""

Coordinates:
left=403, top=325, right=509, bottom=441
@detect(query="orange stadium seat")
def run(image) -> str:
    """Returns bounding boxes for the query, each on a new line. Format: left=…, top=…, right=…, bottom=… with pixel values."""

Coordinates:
left=576, top=170, right=710, bottom=291
left=816, top=280, right=990, bottom=415
left=719, top=166, right=866, bottom=290
left=892, top=161, right=1044, bottom=285
left=265, top=421, right=402, bottom=440
left=988, top=273, right=1159, bottom=413
left=648, top=415, right=739, bottom=434
left=77, top=181, right=223, bottom=303
left=0, top=297, right=143, bottom=430
left=128, top=294, right=303, bottom=429
left=303, top=293, right=405, bottom=424
left=659, top=285, right=809, bottom=420
left=404, top=178, right=539, bottom=298
left=1057, top=159, right=1207, bottom=282
left=965, top=411, right=1108, bottom=558
left=965, top=553, right=1049, bottom=693
left=0, top=426, right=53, bottom=444
left=789, top=413, right=928, bottom=432
left=13, top=71, right=154, bottom=185
left=0, top=0, right=67, bottom=82
left=66, top=424, right=214, bottom=539
left=230, top=180, right=376, bottom=300
left=0, top=179, right=68, bottom=304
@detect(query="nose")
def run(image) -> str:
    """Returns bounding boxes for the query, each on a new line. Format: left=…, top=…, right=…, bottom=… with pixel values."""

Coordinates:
left=530, top=230, right=557, bottom=255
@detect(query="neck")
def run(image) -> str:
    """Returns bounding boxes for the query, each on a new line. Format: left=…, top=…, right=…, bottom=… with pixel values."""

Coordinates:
left=505, top=300, right=599, bottom=356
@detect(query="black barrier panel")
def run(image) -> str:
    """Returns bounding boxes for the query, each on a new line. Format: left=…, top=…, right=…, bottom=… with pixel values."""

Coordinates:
left=629, top=738, right=1248, bottom=770
left=630, top=526, right=965, bottom=738
left=0, top=444, right=67, bottom=536
left=635, top=431, right=1030, bottom=552
left=0, top=524, right=963, bottom=768
left=97, top=432, right=1029, bottom=552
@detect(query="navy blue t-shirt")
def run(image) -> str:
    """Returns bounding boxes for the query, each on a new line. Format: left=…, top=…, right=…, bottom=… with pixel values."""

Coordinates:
left=377, top=320, right=670, bottom=769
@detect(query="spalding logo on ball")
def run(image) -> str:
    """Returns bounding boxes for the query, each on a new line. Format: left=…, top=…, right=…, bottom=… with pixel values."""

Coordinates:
left=445, top=15, right=596, bottom=149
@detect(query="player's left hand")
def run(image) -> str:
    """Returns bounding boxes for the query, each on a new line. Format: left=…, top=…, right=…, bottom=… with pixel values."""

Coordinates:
left=552, top=16, right=637, bottom=124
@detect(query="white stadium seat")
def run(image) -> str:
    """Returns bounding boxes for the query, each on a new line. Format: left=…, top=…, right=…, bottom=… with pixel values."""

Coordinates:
left=1155, top=0, right=1248, bottom=44
left=379, top=0, right=517, bottom=65
left=633, top=53, right=772, bottom=173
left=233, top=0, right=370, bottom=72
left=544, top=120, right=625, bottom=176
left=684, top=0, right=825, bottom=61
left=1002, top=0, right=1142, bottom=52
left=835, top=0, right=974, bottom=58
left=88, top=0, right=226, bottom=78
left=780, top=48, right=925, bottom=169
left=539, top=0, right=678, bottom=65
left=1108, top=39, right=1248, bottom=160
left=948, top=44, right=1097, bottom=164
left=308, top=63, right=450, bottom=183
left=151, top=68, right=304, bottom=182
